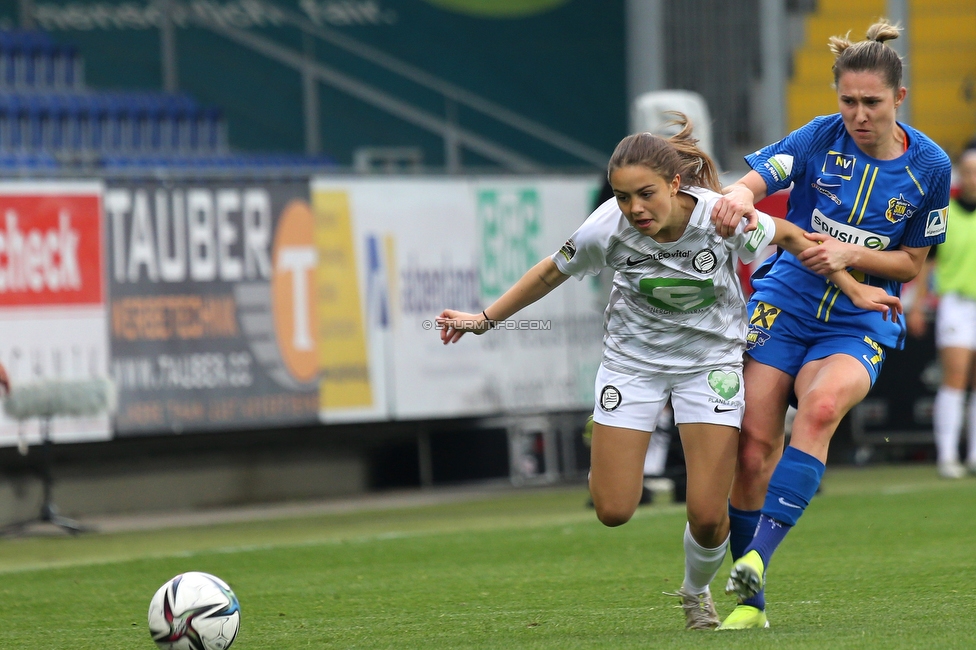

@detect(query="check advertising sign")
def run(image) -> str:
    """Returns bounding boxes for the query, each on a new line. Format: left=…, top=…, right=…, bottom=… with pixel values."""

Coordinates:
left=0, top=181, right=111, bottom=446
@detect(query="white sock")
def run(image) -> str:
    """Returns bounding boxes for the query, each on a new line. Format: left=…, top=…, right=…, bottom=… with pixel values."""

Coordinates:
left=934, top=387, right=964, bottom=465
left=682, top=522, right=729, bottom=594
left=966, top=392, right=976, bottom=466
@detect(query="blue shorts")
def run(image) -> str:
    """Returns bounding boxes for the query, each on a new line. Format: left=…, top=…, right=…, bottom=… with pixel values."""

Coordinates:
left=745, top=299, right=886, bottom=386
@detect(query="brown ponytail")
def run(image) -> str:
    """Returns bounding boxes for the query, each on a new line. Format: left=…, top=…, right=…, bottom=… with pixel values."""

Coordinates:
left=829, top=18, right=903, bottom=90
left=607, top=112, right=721, bottom=192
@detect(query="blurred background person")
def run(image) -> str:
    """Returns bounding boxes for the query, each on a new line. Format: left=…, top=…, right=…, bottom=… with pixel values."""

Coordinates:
left=907, top=146, right=976, bottom=478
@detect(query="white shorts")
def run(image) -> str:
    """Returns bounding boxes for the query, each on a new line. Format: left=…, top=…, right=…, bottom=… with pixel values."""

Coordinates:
left=936, top=293, right=976, bottom=350
left=592, top=362, right=744, bottom=432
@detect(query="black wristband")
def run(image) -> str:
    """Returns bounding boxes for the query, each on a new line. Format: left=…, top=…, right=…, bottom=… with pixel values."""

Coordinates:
left=482, top=310, right=495, bottom=329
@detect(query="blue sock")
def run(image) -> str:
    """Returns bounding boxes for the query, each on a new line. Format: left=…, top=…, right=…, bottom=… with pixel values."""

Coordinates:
left=747, top=514, right=791, bottom=570
left=746, top=446, right=825, bottom=568
left=728, top=503, right=765, bottom=611
left=763, top=446, right=825, bottom=526
left=728, top=503, right=760, bottom=560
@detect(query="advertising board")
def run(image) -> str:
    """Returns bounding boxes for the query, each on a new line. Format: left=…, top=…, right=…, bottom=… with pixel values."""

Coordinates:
left=311, top=175, right=605, bottom=422
left=0, top=181, right=111, bottom=445
left=106, top=180, right=322, bottom=433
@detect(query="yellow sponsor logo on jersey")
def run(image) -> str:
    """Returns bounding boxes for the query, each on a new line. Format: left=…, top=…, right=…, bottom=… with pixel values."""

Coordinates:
left=749, top=302, right=781, bottom=329
left=822, top=151, right=856, bottom=180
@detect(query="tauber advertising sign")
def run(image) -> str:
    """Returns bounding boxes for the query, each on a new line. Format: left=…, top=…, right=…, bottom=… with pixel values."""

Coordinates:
left=0, top=181, right=112, bottom=446
left=106, top=180, right=321, bottom=434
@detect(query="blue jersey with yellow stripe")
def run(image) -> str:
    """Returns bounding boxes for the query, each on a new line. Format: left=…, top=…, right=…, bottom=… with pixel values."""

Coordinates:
left=744, top=114, right=951, bottom=349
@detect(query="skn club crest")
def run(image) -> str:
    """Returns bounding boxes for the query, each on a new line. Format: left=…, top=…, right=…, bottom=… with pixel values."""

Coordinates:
left=885, top=194, right=917, bottom=224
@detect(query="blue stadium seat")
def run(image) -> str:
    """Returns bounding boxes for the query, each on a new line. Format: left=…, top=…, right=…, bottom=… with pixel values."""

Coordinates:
left=0, top=32, right=16, bottom=87
left=22, top=94, right=45, bottom=150
left=52, top=42, right=79, bottom=90
left=0, top=29, right=333, bottom=171
left=160, top=93, right=197, bottom=152
left=101, top=92, right=126, bottom=151
left=0, top=150, right=57, bottom=171
left=0, top=30, right=81, bottom=91
left=189, top=106, right=224, bottom=153
left=61, top=93, right=84, bottom=151
left=94, top=150, right=337, bottom=172
left=0, top=94, right=13, bottom=151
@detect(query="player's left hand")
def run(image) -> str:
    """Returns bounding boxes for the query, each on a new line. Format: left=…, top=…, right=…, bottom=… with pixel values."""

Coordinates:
left=849, top=285, right=903, bottom=322
left=0, top=361, right=8, bottom=396
left=798, top=232, right=854, bottom=274
left=711, top=185, right=758, bottom=237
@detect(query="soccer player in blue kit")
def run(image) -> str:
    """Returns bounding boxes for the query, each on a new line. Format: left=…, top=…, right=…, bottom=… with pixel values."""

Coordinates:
left=710, top=19, right=951, bottom=629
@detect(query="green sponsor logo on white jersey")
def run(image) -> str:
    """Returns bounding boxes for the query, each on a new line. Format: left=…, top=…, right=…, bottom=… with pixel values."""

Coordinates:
left=746, top=221, right=767, bottom=253
left=638, top=278, right=716, bottom=312
left=707, top=370, right=741, bottom=399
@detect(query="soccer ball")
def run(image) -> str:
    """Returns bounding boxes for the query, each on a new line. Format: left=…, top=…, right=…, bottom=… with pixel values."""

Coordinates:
left=148, top=571, right=241, bottom=650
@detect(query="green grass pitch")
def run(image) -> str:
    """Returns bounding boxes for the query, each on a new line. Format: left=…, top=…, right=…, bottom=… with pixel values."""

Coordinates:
left=0, top=464, right=974, bottom=649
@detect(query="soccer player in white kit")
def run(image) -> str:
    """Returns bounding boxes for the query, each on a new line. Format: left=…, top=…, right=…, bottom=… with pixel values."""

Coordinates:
left=436, top=115, right=900, bottom=630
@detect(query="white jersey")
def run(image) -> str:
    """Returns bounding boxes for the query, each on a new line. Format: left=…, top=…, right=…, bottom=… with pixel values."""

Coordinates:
left=552, top=186, right=776, bottom=375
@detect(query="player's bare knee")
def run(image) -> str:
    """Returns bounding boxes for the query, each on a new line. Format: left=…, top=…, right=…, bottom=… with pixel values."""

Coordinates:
left=740, top=424, right=780, bottom=458
left=594, top=502, right=635, bottom=527
left=738, top=441, right=777, bottom=476
left=800, top=390, right=845, bottom=431
left=687, top=515, right=727, bottom=547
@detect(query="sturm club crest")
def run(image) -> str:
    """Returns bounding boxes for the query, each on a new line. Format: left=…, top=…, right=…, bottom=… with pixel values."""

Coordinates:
left=599, top=385, right=621, bottom=411
left=692, top=249, right=717, bottom=274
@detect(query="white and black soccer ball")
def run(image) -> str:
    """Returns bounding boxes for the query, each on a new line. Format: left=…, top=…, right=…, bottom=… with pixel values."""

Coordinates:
left=148, top=571, right=241, bottom=650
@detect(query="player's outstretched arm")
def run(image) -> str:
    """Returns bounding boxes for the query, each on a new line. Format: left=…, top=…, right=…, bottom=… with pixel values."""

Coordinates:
left=770, top=217, right=902, bottom=320
left=798, top=231, right=929, bottom=283
left=828, top=271, right=903, bottom=321
left=712, top=170, right=767, bottom=237
left=436, top=257, right=570, bottom=344
left=768, top=216, right=813, bottom=256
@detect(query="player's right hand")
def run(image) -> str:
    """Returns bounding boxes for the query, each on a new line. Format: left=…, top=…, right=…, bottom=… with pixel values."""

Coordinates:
left=711, top=185, right=758, bottom=237
left=849, top=286, right=903, bottom=322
